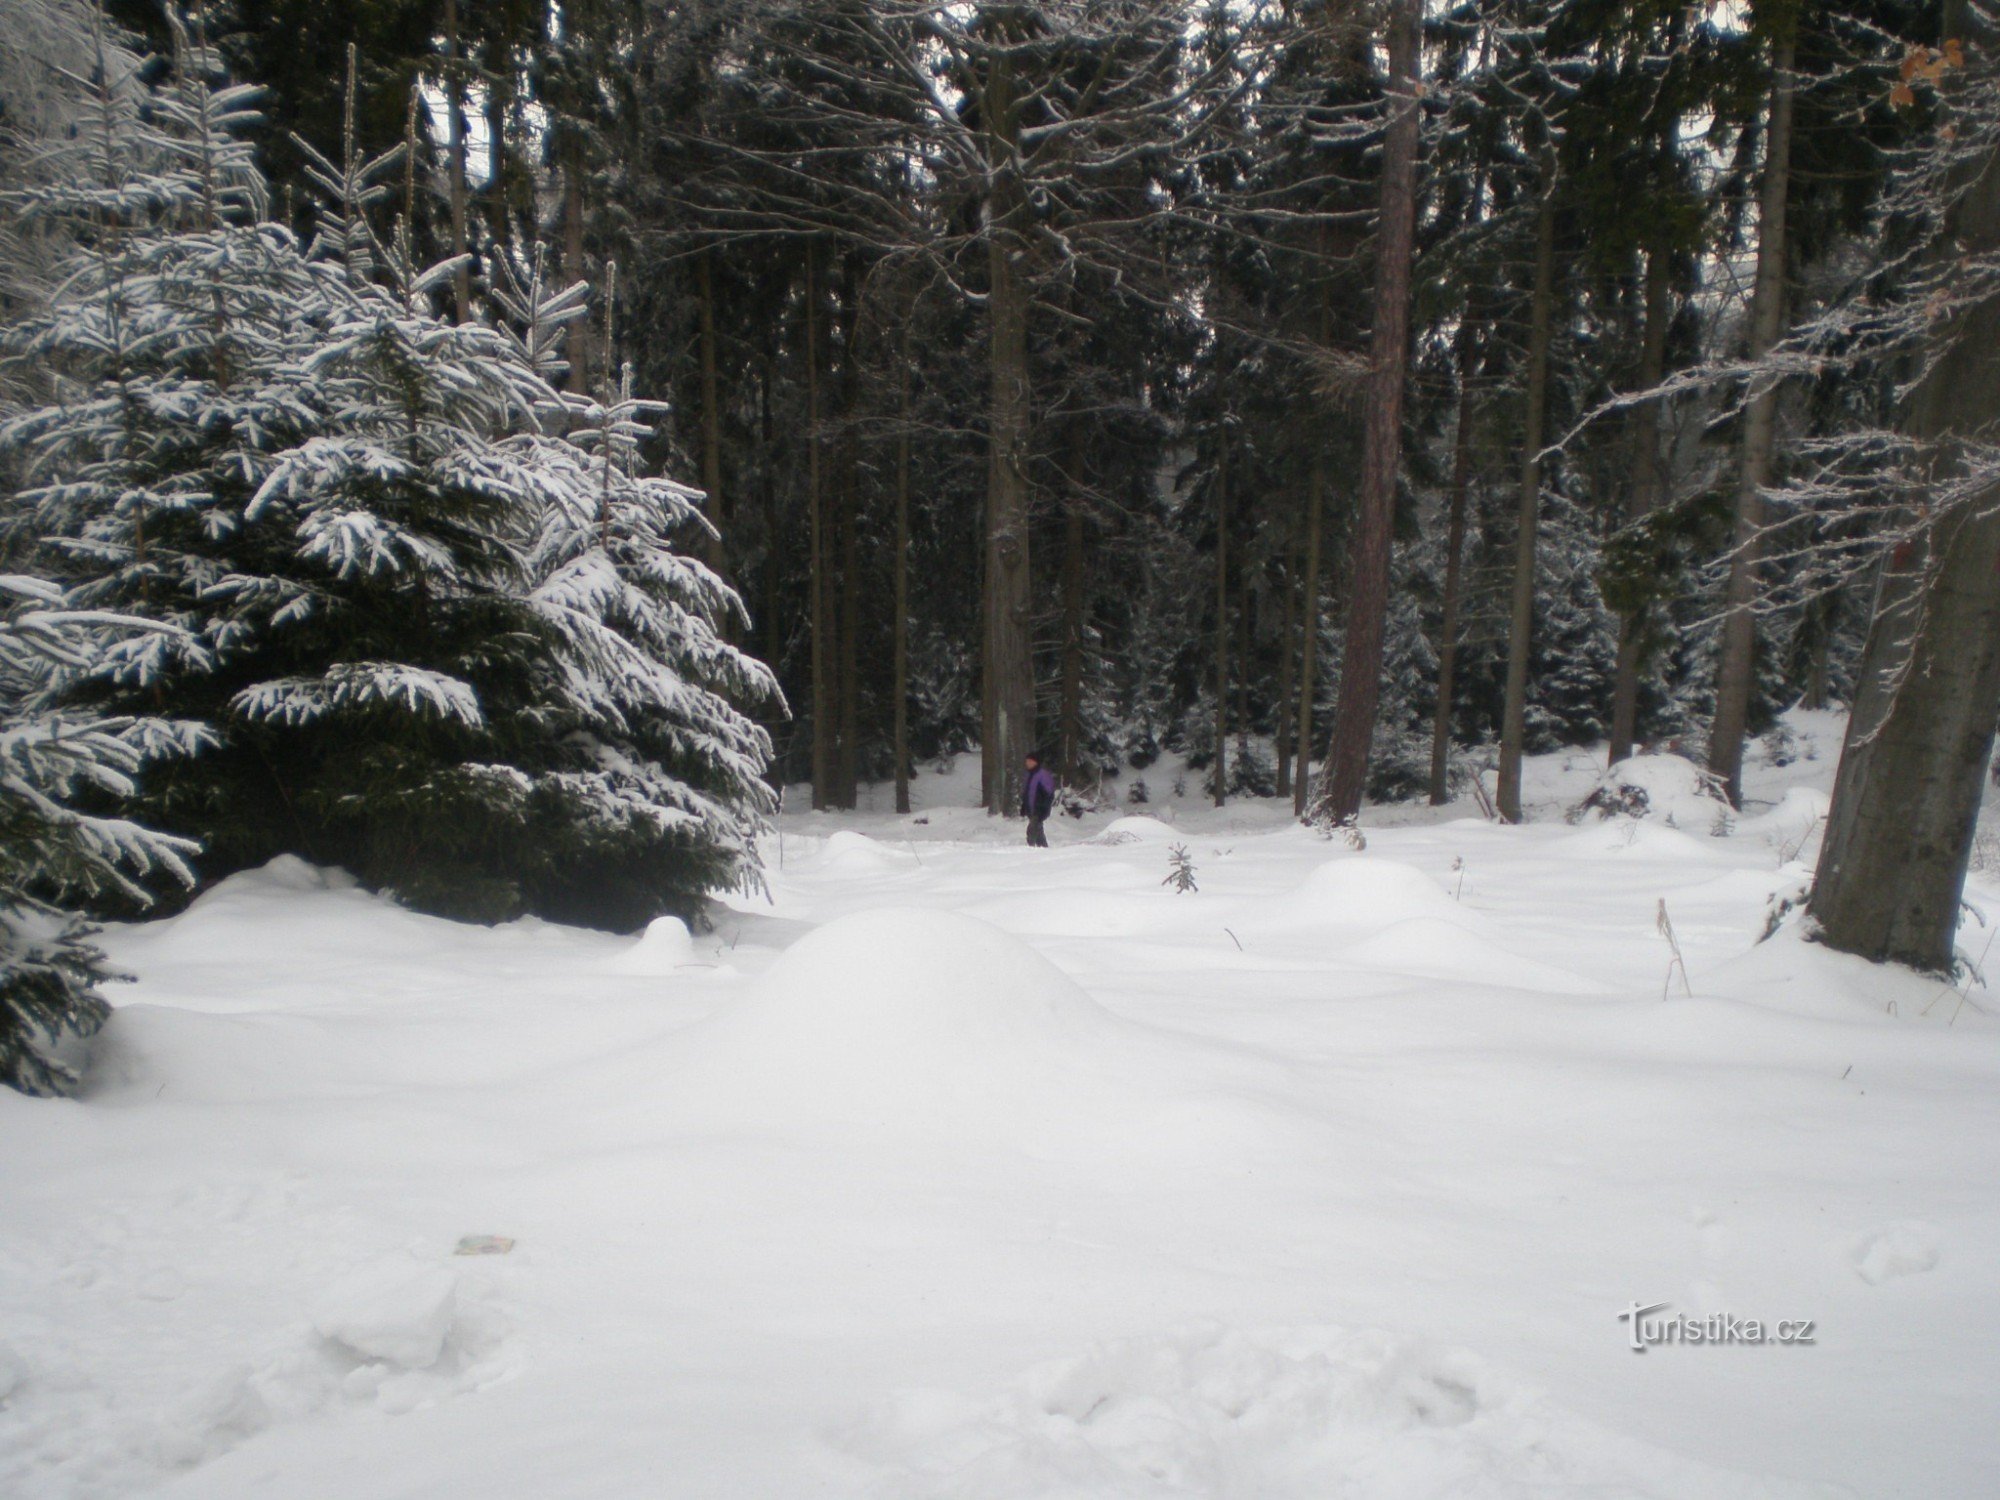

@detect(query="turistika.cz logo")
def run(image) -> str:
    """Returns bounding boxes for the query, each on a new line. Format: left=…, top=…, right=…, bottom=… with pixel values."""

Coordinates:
left=1616, top=1301, right=1817, bottom=1353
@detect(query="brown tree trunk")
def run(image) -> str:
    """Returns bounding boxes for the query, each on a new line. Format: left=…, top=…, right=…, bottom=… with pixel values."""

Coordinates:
left=1607, top=248, right=1675, bottom=765
left=1811, top=54, right=2000, bottom=973
left=1294, top=457, right=1326, bottom=818
left=1058, top=448, right=1087, bottom=785
left=1214, top=426, right=1229, bottom=808
left=1275, top=501, right=1300, bottom=800
left=1429, top=322, right=1478, bottom=805
left=1318, top=0, right=1421, bottom=824
left=1496, top=176, right=1558, bottom=824
left=443, top=0, right=470, bottom=324
left=562, top=141, right=591, bottom=395
left=834, top=259, right=862, bottom=809
left=697, top=247, right=727, bottom=576
left=805, top=244, right=829, bottom=811
left=1710, top=32, right=1796, bottom=808
left=982, top=48, right=1035, bottom=816
left=893, top=348, right=913, bottom=816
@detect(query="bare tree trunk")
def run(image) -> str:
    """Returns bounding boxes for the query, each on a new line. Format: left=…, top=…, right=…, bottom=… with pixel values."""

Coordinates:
left=1319, top=0, right=1421, bottom=823
left=562, top=140, right=591, bottom=395
left=1429, top=324, right=1478, bottom=805
left=1811, top=68, right=2000, bottom=973
left=1608, top=249, right=1675, bottom=765
left=982, top=50, right=1035, bottom=817
left=1710, top=32, right=1796, bottom=808
left=443, top=0, right=470, bottom=324
left=1275, top=501, right=1300, bottom=800
left=697, top=247, right=727, bottom=576
left=893, top=348, right=912, bottom=815
left=1058, top=450, right=1087, bottom=785
left=1294, top=457, right=1325, bottom=817
left=835, top=260, right=862, bottom=811
left=1496, top=177, right=1558, bottom=824
left=760, top=357, right=782, bottom=674
left=1214, top=426, right=1229, bottom=808
left=805, top=244, right=829, bottom=811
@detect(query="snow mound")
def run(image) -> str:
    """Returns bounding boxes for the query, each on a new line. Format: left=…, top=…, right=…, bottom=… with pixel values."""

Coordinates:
left=602, top=914, right=695, bottom=974
left=1735, top=785, right=1831, bottom=841
left=312, top=1262, right=459, bottom=1370
left=660, top=908, right=1294, bottom=1157
left=1097, top=815, right=1181, bottom=842
left=663, top=908, right=1118, bottom=1133
left=817, top=830, right=910, bottom=871
left=1343, top=917, right=1599, bottom=994
left=1258, top=858, right=1469, bottom=934
left=1575, top=755, right=1733, bottom=831
left=1852, top=1221, right=1943, bottom=1285
left=842, top=1322, right=1840, bottom=1500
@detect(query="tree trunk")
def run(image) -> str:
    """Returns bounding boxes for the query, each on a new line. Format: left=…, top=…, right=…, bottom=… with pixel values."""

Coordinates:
left=1429, top=322, right=1478, bottom=805
left=1709, top=31, right=1796, bottom=808
left=1214, top=426, right=1229, bottom=808
left=1810, top=68, right=2000, bottom=973
left=563, top=140, right=591, bottom=395
left=835, top=259, right=862, bottom=810
left=1058, top=454, right=1087, bottom=785
left=893, top=349, right=912, bottom=816
left=1496, top=177, right=1558, bottom=824
left=1607, top=248, right=1674, bottom=765
left=1293, top=457, right=1325, bottom=818
left=697, top=247, right=727, bottom=577
left=1318, top=0, right=1421, bottom=824
left=805, top=244, right=829, bottom=811
left=443, top=0, right=470, bottom=324
left=1275, top=500, right=1300, bottom=800
left=982, top=52, right=1035, bottom=817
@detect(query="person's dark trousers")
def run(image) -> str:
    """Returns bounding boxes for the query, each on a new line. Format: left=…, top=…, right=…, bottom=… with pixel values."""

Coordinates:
left=1026, top=817, right=1049, bottom=848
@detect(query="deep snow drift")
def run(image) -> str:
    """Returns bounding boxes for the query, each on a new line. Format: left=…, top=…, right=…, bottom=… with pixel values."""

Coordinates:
left=3, top=712, right=1998, bottom=1499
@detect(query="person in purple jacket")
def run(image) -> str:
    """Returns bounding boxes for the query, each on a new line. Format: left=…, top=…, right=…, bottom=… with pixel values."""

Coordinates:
left=1021, top=752, right=1057, bottom=847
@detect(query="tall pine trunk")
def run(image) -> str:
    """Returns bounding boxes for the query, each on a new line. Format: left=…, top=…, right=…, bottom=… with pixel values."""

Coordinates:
left=1429, top=321, right=1477, bottom=805
left=982, top=50, right=1035, bottom=816
left=562, top=141, right=591, bottom=395
left=1276, top=502, right=1300, bottom=800
left=1607, top=248, right=1674, bottom=764
left=893, top=347, right=913, bottom=816
left=1810, top=50, right=2000, bottom=973
left=697, top=248, right=727, bottom=579
left=443, top=0, right=470, bottom=324
left=1213, top=426, right=1229, bottom=808
left=1293, top=457, right=1325, bottom=817
left=1709, top=31, right=1796, bottom=808
left=805, top=244, right=829, bottom=810
left=1058, top=451, right=1087, bottom=786
left=1496, top=177, right=1558, bottom=824
left=1318, top=0, right=1421, bottom=823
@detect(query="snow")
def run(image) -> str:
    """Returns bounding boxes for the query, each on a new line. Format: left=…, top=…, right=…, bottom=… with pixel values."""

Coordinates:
left=4, top=713, right=1999, bottom=1499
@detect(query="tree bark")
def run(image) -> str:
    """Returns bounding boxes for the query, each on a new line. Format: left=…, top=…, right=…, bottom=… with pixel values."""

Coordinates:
left=1429, top=321, right=1477, bottom=804
left=1213, top=425, right=1229, bottom=808
left=1293, top=457, right=1325, bottom=817
left=805, top=244, right=829, bottom=811
left=697, top=247, right=727, bottom=577
left=1318, top=0, right=1421, bottom=824
left=835, top=259, right=862, bottom=810
left=562, top=139, right=591, bottom=396
left=1810, top=62, right=2000, bottom=973
left=1607, top=248, right=1675, bottom=765
left=1709, top=31, right=1796, bottom=808
left=443, top=0, right=470, bottom=324
left=982, top=46, right=1035, bottom=816
left=1275, top=499, right=1300, bottom=800
left=1058, top=443, right=1087, bottom=785
left=1496, top=176, right=1558, bottom=824
left=893, top=348, right=913, bottom=816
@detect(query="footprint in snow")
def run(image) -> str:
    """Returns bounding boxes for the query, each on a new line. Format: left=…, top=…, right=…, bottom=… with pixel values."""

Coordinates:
left=1851, top=1221, right=1943, bottom=1285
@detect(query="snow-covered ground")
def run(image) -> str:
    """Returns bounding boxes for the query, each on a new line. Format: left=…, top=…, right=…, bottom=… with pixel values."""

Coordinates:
left=5, top=711, right=1999, bottom=1499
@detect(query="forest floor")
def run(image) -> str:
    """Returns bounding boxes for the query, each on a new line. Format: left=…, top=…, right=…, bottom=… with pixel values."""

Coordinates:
left=4, top=710, right=1998, bottom=1499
